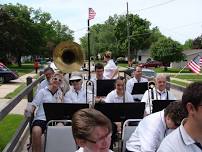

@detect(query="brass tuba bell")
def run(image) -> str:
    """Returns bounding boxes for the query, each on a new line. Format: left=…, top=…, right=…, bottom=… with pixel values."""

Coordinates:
left=53, top=41, right=84, bottom=73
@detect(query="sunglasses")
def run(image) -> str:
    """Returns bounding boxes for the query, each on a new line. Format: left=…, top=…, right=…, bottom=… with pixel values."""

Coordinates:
left=53, top=77, right=62, bottom=82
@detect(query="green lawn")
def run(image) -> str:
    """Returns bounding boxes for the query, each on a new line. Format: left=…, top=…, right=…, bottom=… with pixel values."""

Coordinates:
left=171, top=74, right=202, bottom=81
left=8, top=64, right=34, bottom=76
left=171, top=80, right=189, bottom=87
left=0, top=114, right=24, bottom=151
left=154, top=67, right=191, bottom=73
left=5, top=83, right=27, bottom=99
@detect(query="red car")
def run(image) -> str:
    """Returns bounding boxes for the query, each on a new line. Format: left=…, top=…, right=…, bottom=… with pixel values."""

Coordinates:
left=139, top=61, right=163, bottom=68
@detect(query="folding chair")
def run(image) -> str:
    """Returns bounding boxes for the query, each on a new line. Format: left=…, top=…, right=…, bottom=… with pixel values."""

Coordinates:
left=121, top=119, right=142, bottom=152
left=44, top=120, right=77, bottom=152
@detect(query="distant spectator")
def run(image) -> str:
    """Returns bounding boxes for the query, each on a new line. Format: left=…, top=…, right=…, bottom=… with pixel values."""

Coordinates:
left=103, top=51, right=119, bottom=79
left=34, top=59, right=39, bottom=74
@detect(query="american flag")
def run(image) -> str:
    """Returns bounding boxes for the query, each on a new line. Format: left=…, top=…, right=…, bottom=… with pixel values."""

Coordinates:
left=187, top=55, right=201, bottom=74
left=88, top=8, right=96, bottom=20
left=200, top=57, right=202, bottom=65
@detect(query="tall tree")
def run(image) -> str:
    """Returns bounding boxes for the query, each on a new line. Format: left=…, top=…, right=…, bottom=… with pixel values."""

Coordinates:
left=150, top=37, right=185, bottom=71
left=183, top=39, right=193, bottom=50
left=192, top=35, right=202, bottom=49
left=0, top=4, right=74, bottom=65
left=115, top=14, right=152, bottom=61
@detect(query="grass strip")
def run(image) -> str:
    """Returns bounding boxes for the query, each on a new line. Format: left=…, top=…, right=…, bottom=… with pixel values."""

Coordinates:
left=0, top=114, right=24, bottom=151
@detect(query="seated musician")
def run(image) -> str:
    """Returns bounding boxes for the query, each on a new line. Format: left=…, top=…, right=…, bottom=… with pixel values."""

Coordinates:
left=126, top=101, right=187, bottom=152
left=35, top=67, right=54, bottom=94
left=105, top=76, right=133, bottom=103
left=24, top=73, right=64, bottom=152
left=72, top=108, right=114, bottom=152
left=91, top=63, right=106, bottom=102
left=64, top=72, right=87, bottom=103
left=126, top=66, right=148, bottom=102
left=141, top=74, right=176, bottom=114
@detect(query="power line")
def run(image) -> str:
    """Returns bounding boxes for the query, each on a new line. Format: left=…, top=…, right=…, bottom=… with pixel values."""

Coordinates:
left=132, top=0, right=177, bottom=13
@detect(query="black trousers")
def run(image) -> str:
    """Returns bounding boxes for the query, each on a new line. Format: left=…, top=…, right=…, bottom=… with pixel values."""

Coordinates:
left=125, top=149, right=133, bottom=152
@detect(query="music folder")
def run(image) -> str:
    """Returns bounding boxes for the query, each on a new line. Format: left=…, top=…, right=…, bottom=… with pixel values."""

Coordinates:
left=96, top=79, right=116, bottom=96
left=94, top=102, right=145, bottom=122
left=43, top=103, right=89, bottom=121
left=132, top=82, right=148, bottom=95
left=152, top=100, right=176, bottom=113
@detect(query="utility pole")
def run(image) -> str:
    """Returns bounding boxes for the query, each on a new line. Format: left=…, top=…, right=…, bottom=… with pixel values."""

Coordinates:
left=126, top=2, right=131, bottom=67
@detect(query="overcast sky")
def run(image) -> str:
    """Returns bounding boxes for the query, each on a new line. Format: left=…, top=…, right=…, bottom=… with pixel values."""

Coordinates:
left=2, top=0, right=202, bottom=44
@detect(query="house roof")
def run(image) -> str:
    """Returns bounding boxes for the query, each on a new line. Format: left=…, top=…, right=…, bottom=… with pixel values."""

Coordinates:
left=183, top=49, right=202, bottom=56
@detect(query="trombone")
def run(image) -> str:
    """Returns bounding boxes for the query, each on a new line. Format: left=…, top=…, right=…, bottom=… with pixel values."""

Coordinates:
left=148, top=81, right=156, bottom=114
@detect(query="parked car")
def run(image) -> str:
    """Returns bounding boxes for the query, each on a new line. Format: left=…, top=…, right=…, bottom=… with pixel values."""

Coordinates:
left=139, top=61, right=163, bottom=68
left=124, top=67, right=156, bottom=80
left=0, top=63, right=19, bottom=83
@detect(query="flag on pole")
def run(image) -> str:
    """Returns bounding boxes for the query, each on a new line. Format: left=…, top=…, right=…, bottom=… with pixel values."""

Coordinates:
left=187, top=55, right=201, bottom=74
left=88, top=8, right=96, bottom=20
left=200, top=57, right=202, bottom=65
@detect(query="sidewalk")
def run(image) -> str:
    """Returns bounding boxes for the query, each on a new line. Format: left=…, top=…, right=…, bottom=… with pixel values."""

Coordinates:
left=0, top=72, right=37, bottom=98
left=0, top=72, right=37, bottom=115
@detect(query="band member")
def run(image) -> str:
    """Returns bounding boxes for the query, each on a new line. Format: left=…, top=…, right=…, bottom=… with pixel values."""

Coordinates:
left=141, top=74, right=176, bottom=114
left=90, top=63, right=106, bottom=102
left=24, top=73, right=63, bottom=152
left=72, top=108, right=113, bottom=152
left=126, top=66, right=148, bottom=101
left=157, top=82, right=202, bottom=152
left=36, top=67, right=54, bottom=94
left=105, top=77, right=133, bottom=103
left=64, top=72, right=87, bottom=103
left=103, top=51, right=118, bottom=79
left=126, top=101, right=187, bottom=152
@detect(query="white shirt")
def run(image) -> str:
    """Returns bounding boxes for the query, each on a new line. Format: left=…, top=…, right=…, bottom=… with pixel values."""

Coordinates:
left=75, top=147, right=113, bottom=152
left=64, top=87, right=87, bottom=103
left=157, top=119, right=201, bottom=152
left=36, top=79, right=49, bottom=94
left=104, top=59, right=118, bottom=79
left=105, top=90, right=134, bottom=103
left=126, top=77, right=148, bottom=101
left=126, top=110, right=174, bottom=152
left=141, top=88, right=176, bottom=114
left=32, top=87, right=63, bottom=121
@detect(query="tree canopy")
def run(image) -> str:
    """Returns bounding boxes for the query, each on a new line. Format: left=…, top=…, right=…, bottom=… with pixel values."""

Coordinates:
left=0, top=3, right=73, bottom=65
left=150, top=37, right=185, bottom=70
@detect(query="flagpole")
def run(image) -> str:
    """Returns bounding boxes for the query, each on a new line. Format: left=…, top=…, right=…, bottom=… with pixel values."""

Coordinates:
left=173, top=64, right=188, bottom=78
left=88, top=18, right=91, bottom=80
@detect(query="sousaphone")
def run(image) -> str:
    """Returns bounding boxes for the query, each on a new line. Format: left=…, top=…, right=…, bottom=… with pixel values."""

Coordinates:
left=53, top=41, right=84, bottom=73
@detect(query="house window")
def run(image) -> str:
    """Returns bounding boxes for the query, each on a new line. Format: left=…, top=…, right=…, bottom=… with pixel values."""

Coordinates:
left=138, top=56, right=141, bottom=61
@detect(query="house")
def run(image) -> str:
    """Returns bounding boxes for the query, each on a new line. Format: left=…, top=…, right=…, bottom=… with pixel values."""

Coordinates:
left=136, top=50, right=151, bottom=63
left=171, top=49, right=202, bottom=68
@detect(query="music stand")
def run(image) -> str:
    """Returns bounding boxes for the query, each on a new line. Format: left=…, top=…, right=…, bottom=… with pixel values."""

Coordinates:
left=152, top=100, right=176, bottom=113
left=94, top=102, right=145, bottom=122
left=43, top=103, right=89, bottom=121
left=96, top=79, right=116, bottom=96
left=132, top=82, right=148, bottom=95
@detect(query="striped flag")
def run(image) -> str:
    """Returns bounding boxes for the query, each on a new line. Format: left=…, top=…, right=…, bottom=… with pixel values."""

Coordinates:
left=187, top=55, right=201, bottom=74
left=200, top=57, right=202, bottom=65
left=88, top=8, right=96, bottom=20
